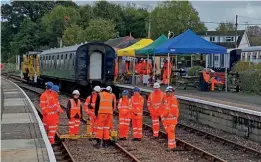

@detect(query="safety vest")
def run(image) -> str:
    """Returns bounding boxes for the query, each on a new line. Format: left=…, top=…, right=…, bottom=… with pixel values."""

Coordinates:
left=99, top=92, right=113, bottom=114
left=84, top=92, right=97, bottom=114
left=131, top=94, right=143, bottom=119
left=148, top=91, right=166, bottom=116
left=118, top=97, right=132, bottom=118
left=70, top=99, right=81, bottom=118
left=162, top=95, right=179, bottom=125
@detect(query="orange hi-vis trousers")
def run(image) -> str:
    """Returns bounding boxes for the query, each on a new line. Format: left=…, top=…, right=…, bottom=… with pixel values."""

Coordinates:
left=68, top=118, right=81, bottom=135
left=96, top=114, right=112, bottom=140
left=45, top=114, right=59, bottom=144
left=132, top=119, right=142, bottom=138
left=88, top=111, right=96, bottom=135
left=151, top=116, right=160, bottom=137
left=119, top=116, right=131, bottom=138
left=166, top=124, right=177, bottom=149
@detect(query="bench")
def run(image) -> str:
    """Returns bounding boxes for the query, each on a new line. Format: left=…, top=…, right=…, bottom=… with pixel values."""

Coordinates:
left=209, top=72, right=225, bottom=90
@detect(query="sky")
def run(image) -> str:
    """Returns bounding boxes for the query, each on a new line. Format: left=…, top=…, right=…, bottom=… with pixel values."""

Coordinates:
left=2, top=0, right=261, bottom=30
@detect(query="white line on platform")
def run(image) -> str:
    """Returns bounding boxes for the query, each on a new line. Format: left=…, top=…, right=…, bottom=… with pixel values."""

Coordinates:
left=6, top=78, right=57, bottom=162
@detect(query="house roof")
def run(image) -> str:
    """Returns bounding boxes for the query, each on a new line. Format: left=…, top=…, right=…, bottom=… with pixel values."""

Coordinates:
left=197, top=30, right=245, bottom=48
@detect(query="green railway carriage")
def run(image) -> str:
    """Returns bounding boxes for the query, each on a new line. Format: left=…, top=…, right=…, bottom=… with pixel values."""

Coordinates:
left=39, top=42, right=116, bottom=93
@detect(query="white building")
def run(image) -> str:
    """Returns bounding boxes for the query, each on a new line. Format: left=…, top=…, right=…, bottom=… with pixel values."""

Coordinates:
left=197, top=30, right=250, bottom=69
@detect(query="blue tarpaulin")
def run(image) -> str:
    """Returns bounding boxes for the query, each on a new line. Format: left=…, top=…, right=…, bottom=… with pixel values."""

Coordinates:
left=154, top=29, right=227, bottom=55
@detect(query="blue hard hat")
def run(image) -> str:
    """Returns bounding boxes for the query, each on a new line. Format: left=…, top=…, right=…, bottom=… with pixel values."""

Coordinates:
left=45, top=82, right=53, bottom=89
left=133, top=87, right=140, bottom=92
left=51, top=85, right=59, bottom=93
left=122, top=90, right=129, bottom=95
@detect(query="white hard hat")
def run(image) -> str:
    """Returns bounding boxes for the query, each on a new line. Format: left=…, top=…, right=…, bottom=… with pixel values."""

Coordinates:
left=106, top=86, right=112, bottom=92
left=153, top=82, right=160, bottom=89
left=72, top=90, right=80, bottom=95
left=93, top=86, right=101, bottom=92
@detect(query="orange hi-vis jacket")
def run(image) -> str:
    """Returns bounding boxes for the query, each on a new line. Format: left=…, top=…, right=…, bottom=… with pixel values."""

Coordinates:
left=84, top=92, right=98, bottom=115
left=52, top=92, right=64, bottom=114
left=162, top=94, right=179, bottom=125
left=98, top=92, right=114, bottom=114
left=118, top=97, right=132, bottom=118
left=147, top=91, right=166, bottom=116
left=69, top=99, right=82, bottom=118
left=40, top=90, right=53, bottom=115
left=203, top=71, right=211, bottom=82
left=131, top=94, right=144, bottom=119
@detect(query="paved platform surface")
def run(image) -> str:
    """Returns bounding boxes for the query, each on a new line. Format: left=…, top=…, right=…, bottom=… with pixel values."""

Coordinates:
left=115, top=83, right=261, bottom=113
left=1, top=77, right=56, bottom=162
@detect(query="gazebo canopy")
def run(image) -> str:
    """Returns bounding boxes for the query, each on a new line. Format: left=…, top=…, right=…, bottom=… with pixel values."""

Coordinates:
left=136, top=35, right=168, bottom=55
left=117, top=39, right=153, bottom=57
left=154, top=29, right=227, bottom=55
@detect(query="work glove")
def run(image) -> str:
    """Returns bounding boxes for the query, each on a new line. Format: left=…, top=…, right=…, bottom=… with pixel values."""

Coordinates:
left=80, top=117, right=87, bottom=124
left=74, top=113, right=80, bottom=119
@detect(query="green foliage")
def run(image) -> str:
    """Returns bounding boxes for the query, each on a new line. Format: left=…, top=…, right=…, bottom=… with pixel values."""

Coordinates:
left=150, top=1, right=207, bottom=39
left=238, top=70, right=261, bottom=94
left=216, top=21, right=236, bottom=32
left=78, top=5, right=94, bottom=28
left=230, top=61, right=261, bottom=94
left=232, top=61, right=261, bottom=72
left=188, top=66, right=204, bottom=76
left=62, top=24, right=86, bottom=46
left=85, top=18, right=116, bottom=42
left=42, top=6, right=80, bottom=40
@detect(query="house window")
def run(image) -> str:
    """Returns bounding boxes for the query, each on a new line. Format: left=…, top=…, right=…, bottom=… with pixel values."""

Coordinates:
left=214, top=55, right=219, bottom=61
left=225, top=36, right=234, bottom=42
left=210, top=37, right=215, bottom=42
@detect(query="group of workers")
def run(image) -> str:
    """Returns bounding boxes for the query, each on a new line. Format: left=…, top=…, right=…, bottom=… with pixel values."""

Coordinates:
left=40, top=81, right=179, bottom=151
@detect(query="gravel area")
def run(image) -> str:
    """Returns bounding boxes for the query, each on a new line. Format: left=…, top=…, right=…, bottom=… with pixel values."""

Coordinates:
left=179, top=119, right=261, bottom=151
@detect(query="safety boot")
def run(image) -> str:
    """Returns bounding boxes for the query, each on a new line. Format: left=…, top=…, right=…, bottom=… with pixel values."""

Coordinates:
left=103, top=140, right=109, bottom=148
left=93, top=139, right=101, bottom=149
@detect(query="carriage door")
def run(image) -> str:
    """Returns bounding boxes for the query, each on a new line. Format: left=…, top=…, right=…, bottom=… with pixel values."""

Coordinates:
left=89, top=51, right=102, bottom=80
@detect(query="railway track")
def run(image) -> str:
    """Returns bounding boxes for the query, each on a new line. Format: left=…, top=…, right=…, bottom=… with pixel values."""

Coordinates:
left=14, top=80, right=141, bottom=162
left=142, top=110, right=261, bottom=162
left=6, top=75, right=261, bottom=162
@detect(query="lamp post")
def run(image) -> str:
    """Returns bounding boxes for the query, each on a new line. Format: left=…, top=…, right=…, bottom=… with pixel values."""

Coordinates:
left=167, top=31, right=174, bottom=86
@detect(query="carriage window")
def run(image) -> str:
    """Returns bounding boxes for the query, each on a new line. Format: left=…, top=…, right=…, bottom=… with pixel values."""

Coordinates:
left=57, top=55, right=60, bottom=69
left=65, top=54, right=67, bottom=59
left=70, top=53, right=72, bottom=59
left=72, top=53, right=75, bottom=67
left=52, top=55, right=55, bottom=68
left=60, top=54, right=64, bottom=69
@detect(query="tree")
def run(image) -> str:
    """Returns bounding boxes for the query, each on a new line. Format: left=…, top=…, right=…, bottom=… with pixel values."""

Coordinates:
left=92, top=1, right=125, bottom=36
left=42, top=5, right=80, bottom=47
left=1, top=22, right=15, bottom=62
left=1, top=1, right=55, bottom=29
left=84, top=18, right=116, bottom=42
left=247, top=26, right=261, bottom=46
left=78, top=5, right=94, bottom=28
left=151, top=1, right=207, bottom=39
left=216, top=21, right=236, bottom=31
left=62, top=24, right=86, bottom=46
left=9, top=19, right=45, bottom=56
left=122, top=4, right=149, bottom=38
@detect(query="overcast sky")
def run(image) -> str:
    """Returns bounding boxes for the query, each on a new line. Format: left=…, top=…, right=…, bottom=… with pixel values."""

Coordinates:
left=2, top=0, right=261, bottom=30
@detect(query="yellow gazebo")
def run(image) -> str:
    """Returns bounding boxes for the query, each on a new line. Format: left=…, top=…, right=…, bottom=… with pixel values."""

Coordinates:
left=117, top=39, right=154, bottom=57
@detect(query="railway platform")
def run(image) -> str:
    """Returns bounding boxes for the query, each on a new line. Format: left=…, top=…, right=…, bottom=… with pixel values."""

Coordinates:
left=1, top=77, right=56, bottom=162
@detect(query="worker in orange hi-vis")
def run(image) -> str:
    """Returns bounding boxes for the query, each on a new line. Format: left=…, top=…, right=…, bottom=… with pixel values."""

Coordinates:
left=162, top=59, right=172, bottom=85
left=118, top=90, right=132, bottom=140
left=202, top=69, right=223, bottom=91
left=105, top=86, right=116, bottom=132
left=66, top=90, right=82, bottom=135
left=40, top=82, right=54, bottom=131
left=135, top=60, right=142, bottom=74
left=161, top=86, right=179, bottom=151
left=44, top=85, right=63, bottom=145
left=94, top=88, right=115, bottom=149
left=84, top=86, right=101, bottom=138
left=131, top=87, right=144, bottom=141
left=147, top=82, right=167, bottom=138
